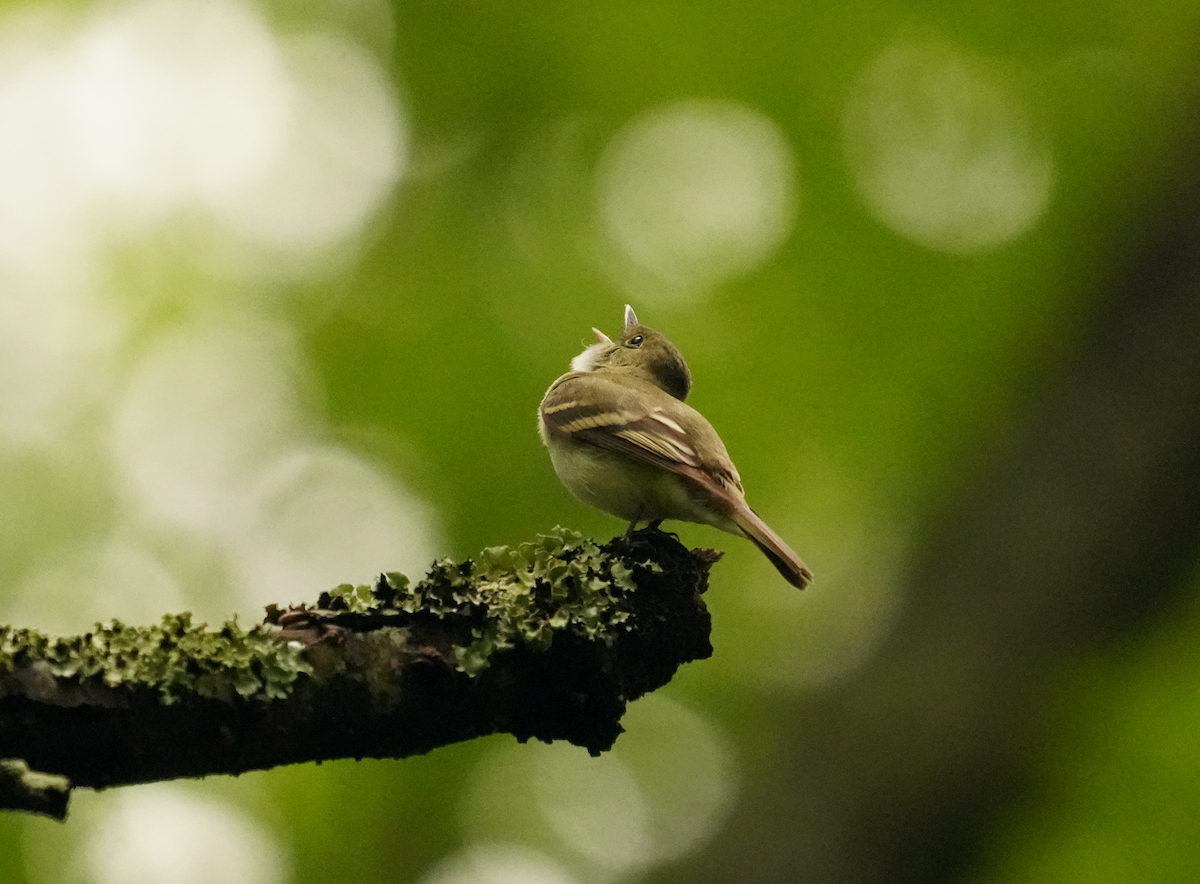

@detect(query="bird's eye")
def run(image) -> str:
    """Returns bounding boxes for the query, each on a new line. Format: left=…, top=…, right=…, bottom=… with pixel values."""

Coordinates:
left=628, top=335, right=644, bottom=347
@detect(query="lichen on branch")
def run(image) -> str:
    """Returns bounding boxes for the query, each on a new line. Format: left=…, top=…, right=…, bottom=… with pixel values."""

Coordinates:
left=319, top=530, right=661, bottom=676
left=0, top=527, right=717, bottom=820
left=0, top=613, right=313, bottom=705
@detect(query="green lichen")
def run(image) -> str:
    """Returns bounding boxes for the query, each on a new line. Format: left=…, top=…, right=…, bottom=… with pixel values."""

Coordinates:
left=0, top=614, right=313, bottom=703
left=318, top=528, right=656, bottom=676
left=0, top=530, right=659, bottom=703
left=455, top=529, right=637, bottom=675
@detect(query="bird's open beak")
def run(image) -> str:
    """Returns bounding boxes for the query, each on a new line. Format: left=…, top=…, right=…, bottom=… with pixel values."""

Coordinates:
left=623, top=304, right=639, bottom=334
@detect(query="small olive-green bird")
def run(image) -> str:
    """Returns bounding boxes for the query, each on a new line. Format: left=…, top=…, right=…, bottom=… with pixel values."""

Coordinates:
left=537, top=305, right=811, bottom=589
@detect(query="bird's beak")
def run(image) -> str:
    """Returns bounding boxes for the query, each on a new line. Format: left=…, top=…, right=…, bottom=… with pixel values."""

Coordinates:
left=623, top=304, right=639, bottom=334
left=592, top=327, right=613, bottom=344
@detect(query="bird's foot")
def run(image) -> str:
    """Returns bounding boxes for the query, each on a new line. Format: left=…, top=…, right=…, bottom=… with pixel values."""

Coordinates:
left=644, top=519, right=680, bottom=541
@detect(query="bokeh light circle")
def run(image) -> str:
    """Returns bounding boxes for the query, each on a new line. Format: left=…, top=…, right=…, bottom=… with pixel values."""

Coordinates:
left=8, top=539, right=185, bottom=635
left=69, top=785, right=286, bottom=884
left=458, top=694, right=736, bottom=875
left=596, top=98, right=796, bottom=292
left=844, top=38, right=1054, bottom=253
left=419, top=844, right=581, bottom=884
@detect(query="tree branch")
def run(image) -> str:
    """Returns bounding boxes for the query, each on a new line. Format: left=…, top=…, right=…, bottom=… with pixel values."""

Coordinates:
left=0, top=528, right=717, bottom=820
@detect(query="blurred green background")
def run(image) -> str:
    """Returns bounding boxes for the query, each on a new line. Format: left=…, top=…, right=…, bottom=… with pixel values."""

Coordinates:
left=2, top=0, right=1200, bottom=882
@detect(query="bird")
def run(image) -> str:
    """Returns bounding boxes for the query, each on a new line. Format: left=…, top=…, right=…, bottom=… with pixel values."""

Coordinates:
left=537, top=304, right=811, bottom=589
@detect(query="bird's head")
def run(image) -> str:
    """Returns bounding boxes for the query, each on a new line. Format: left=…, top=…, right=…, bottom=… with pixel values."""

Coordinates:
left=570, top=305, right=692, bottom=401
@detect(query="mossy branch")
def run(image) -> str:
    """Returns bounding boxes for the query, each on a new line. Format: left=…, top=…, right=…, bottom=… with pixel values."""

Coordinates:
left=0, top=528, right=717, bottom=820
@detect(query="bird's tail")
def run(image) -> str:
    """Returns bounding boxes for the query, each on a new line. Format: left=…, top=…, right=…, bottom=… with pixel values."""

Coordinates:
left=730, top=505, right=812, bottom=590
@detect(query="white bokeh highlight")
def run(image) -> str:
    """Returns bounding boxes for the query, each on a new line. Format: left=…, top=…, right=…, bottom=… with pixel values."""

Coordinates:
left=110, top=322, right=306, bottom=536
left=0, top=0, right=434, bottom=627
left=844, top=39, right=1053, bottom=253
left=66, top=0, right=290, bottom=216
left=8, top=538, right=186, bottom=635
left=596, top=98, right=796, bottom=295
left=0, top=0, right=405, bottom=267
left=214, top=31, right=404, bottom=251
left=532, top=742, right=652, bottom=872
left=76, top=785, right=287, bottom=884
left=234, top=444, right=440, bottom=609
left=613, top=692, right=737, bottom=863
left=419, top=844, right=581, bottom=884
left=0, top=274, right=122, bottom=444
left=460, top=694, right=736, bottom=876
left=109, top=322, right=439, bottom=615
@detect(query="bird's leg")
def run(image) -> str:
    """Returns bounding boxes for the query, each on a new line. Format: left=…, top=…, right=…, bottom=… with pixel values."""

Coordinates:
left=646, top=518, right=680, bottom=541
left=624, top=507, right=645, bottom=540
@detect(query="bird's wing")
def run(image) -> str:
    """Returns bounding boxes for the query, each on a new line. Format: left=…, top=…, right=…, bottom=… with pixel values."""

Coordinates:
left=540, top=375, right=744, bottom=504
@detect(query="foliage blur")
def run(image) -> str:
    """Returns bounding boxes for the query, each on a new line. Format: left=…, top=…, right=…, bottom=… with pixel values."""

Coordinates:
left=1, top=0, right=1199, bottom=882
